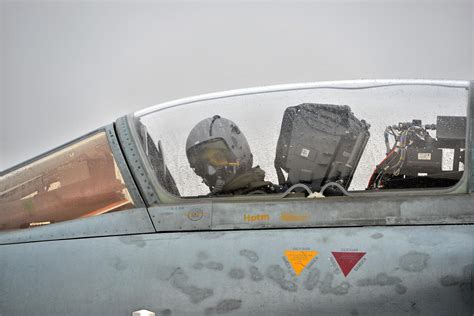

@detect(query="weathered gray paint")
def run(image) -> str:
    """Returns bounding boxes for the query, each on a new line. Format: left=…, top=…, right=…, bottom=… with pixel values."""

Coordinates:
left=469, top=81, right=474, bottom=192
left=1, top=193, right=472, bottom=245
left=115, top=115, right=181, bottom=206
left=0, top=80, right=473, bottom=315
left=115, top=116, right=162, bottom=206
left=0, top=225, right=472, bottom=315
left=0, top=208, right=155, bottom=244
left=104, top=124, right=145, bottom=208
left=144, top=194, right=474, bottom=233
left=150, top=203, right=212, bottom=232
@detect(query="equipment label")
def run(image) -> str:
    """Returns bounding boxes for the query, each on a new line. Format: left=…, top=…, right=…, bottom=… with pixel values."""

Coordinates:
left=331, top=251, right=366, bottom=277
left=284, top=250, right=318, bottom=276
left=418, top=153, right=431, bottom=160
left=279, top=213, right=310, bottom=222
left=243, top=214, right=270, bottom=222
left=300, top=148, right=310, bottom=158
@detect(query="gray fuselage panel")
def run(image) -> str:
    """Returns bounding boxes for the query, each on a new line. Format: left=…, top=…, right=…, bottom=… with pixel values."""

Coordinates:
left=0, top=225, right=472, bottom=316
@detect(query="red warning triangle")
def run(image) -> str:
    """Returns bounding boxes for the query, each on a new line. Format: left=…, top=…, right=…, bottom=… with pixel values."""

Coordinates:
left=332, top=252, right=366, bottom=277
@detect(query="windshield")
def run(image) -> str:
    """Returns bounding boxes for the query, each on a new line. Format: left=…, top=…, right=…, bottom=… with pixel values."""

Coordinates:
left=135, top=81, right=468, bottom=198
left=0, top=131, right=135, bottom=231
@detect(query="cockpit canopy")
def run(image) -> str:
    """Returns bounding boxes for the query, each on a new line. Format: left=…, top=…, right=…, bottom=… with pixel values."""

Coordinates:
left=136, top=80, right=468, bottom=199
left=0, top=80, right=470, bottom=231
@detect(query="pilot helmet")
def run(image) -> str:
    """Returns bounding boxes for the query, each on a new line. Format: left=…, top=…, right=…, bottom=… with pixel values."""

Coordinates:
left=186, top=115, right=253, bottom=191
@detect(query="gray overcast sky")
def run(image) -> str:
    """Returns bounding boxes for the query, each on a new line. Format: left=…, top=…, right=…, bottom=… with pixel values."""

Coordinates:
left=0, top=0, right=473, bottom=171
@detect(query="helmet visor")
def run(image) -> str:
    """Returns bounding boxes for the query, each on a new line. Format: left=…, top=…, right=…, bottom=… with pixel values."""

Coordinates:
left=188, top=138, right=239, bottom=168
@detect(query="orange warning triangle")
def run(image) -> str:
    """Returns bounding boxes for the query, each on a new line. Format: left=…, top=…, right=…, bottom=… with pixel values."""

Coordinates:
left=284, top=250, right=318, bottom=276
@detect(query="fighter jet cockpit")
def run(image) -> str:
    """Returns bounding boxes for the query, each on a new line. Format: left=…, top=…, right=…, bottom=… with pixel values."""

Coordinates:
left=135, top=80, right=468, bottom=201
left=0, top=80, right=470, bottom=232
left=178, top=104, right=369, bottom=197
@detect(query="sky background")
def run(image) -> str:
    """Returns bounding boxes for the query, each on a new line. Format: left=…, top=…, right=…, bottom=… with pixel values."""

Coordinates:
left=0, top=0, right=473, bottom=171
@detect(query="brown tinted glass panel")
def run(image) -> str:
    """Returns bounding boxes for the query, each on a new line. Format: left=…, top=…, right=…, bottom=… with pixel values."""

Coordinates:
left=0, top=132, right=134, bottom=231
